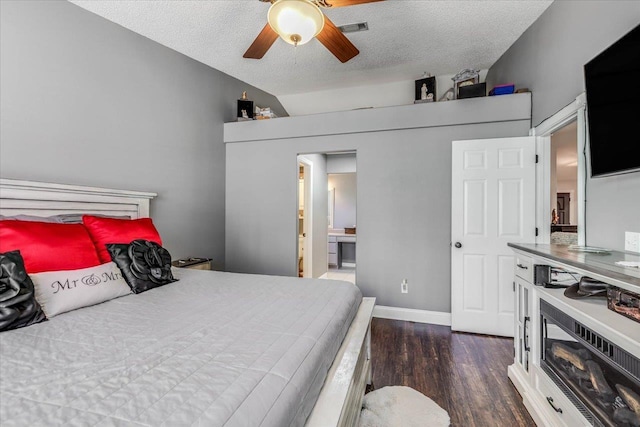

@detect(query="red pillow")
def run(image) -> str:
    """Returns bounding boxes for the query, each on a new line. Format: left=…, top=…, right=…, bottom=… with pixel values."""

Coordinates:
left=0, top=221, right=101, bottom=273
left=82, top=215, right=162, bottom=263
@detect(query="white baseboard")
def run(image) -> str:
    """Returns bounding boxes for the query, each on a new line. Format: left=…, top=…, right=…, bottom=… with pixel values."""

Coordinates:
left=318, top=272, right=328, bottom=279
left=373, top=305, right=451, bottom=326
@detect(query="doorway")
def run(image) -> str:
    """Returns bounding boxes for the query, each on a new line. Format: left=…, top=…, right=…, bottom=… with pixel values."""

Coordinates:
left=325, top=152, right=357, bottom=285
left=534, top=93, right=587, bottom=246
left=549, top=120, right=579, bottom=245
left=556, top=193, right=571, bottom=225
left=296, top=152, right=358, bottom=284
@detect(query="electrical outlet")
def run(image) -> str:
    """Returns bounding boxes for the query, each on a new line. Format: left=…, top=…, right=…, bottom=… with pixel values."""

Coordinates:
left=625, top=231, right=640, bottom=253
left=401, top=279, right=408, bottom=294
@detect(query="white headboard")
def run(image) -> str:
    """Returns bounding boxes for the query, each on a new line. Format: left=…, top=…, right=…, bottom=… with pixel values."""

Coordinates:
left=0, top=178, right=157, bottom=219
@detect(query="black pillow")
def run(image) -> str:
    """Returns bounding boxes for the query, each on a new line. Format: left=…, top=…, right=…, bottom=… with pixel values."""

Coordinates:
left=0, top=250, right=47, bottom=331
left=107, top=240, right=177, bottom=294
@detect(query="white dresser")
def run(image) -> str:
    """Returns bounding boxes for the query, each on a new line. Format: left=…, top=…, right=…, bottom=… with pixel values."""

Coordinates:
left=508, top=243, right=640, bottom=427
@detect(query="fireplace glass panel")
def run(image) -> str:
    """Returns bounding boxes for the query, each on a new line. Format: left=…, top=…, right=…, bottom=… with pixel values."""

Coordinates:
left=541, top=301, right=640, bottom=427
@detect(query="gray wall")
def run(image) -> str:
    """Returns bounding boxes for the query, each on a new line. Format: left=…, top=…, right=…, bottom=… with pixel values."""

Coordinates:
left=0, top=0, right=286, bottom=267
left=487, top=1, right=640, bottom=251
left=327, top=153, right=357, bottom=174
left=225, top=96, right=531, bottom=313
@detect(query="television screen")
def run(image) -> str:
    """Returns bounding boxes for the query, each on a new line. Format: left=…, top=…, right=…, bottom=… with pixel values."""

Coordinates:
left=584, top=24, right=640, bottom=177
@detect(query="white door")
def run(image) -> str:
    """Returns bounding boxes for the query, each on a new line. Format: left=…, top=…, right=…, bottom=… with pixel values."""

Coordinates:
left=451, top=137, right=535, bottom=336
left=302, top=164, right=312, bottom=277
left=298, top=157, right=313, bottom=278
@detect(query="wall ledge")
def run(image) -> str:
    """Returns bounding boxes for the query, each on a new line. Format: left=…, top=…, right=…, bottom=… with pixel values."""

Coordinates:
left=224, top=93, right=531, bottom=143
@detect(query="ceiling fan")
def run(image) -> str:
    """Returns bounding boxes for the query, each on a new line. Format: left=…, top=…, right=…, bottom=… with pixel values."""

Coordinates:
left=243, top=0, right=384, bottom=63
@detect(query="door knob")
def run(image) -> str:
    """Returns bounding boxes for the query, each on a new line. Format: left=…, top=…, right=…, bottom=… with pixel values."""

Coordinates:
left=454, top=242, right=462, bottom=248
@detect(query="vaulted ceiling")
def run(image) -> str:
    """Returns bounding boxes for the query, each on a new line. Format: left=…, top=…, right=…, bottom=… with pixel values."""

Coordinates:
left=70, top=0, right=553, bottom=97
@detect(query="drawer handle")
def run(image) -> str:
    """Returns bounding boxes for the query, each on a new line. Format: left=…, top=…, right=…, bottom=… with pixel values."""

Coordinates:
left=546, top=397, right=563, bottom=414
left=516, top=263, right=529, bottom=270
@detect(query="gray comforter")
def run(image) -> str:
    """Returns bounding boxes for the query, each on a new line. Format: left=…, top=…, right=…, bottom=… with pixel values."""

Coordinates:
left=0, top=269, right=362, bottom=426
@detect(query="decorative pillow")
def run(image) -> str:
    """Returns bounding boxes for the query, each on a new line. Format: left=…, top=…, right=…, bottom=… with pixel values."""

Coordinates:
left=83, top=215, right=163, bottom=263
left=0, top=251, right=46, bottom=331
left=29, top=262, right=132, bottom=318
left=107, top=240, right=176, bottom=294
left=0, top=221, right=101, bottom=273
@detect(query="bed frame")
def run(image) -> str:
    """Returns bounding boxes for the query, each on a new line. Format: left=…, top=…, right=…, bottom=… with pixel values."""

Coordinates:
left=0, top=177, right=375, bottom=427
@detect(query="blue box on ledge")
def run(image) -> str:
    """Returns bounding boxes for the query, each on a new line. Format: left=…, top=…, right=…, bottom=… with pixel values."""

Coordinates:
left=489, top=84, right=515, bottom=96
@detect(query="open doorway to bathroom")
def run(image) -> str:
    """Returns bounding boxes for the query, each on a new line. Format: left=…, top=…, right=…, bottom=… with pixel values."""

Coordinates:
left=325, top=152, right=356, bottom=285
left=296, top=151, right=357, bottom=284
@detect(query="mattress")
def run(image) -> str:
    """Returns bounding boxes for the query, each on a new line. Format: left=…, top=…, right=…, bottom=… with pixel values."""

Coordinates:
left=0, top=269, right=362, bottom=427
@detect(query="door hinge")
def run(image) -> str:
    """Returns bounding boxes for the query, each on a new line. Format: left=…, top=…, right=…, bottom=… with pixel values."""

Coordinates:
left=535, top=227, right=539, bottom=237
left=513, top=281, right=515, bottom=292
left=535, top=154, right=539, bottom=164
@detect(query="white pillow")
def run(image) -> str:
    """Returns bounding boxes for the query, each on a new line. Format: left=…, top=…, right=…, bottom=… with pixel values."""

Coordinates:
left=30, top=262, right=132, bottom=318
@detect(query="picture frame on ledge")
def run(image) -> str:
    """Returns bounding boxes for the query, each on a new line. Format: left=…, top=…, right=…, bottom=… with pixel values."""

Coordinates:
left=414, top=74, right=436, bottom=103
left=237, top=91, right=254, bottom=121
left=452, top=69, right=480, bottom=99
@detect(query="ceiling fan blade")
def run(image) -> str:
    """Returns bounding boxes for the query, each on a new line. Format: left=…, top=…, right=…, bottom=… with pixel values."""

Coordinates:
left=243, top=23, right=278, bottom=59
left=320, top=0, right=384, bottom=8
left=316, top=16, right=359, bottom=63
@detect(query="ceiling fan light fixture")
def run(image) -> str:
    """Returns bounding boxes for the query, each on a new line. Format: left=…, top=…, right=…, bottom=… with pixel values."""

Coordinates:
left=268, top=0, right=325, bottom=46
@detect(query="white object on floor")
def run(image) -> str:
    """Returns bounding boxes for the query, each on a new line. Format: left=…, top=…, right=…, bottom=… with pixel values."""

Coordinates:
left=616, top=261, right=640, bottom=268
left=359, top=386, right=450, bottom=427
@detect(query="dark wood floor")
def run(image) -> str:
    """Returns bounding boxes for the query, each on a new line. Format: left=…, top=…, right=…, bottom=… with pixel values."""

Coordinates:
left=370, top=318, right=535, bottom=427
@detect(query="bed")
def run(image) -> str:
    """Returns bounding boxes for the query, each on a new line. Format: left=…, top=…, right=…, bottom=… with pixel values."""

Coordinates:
left=0, top=178, right=375, bottom=427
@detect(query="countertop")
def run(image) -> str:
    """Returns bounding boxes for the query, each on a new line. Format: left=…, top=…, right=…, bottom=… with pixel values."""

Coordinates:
left=328, top=230, right=356, bottom=239
left=329, top=232, right=356, bottom=238
left=508, top=243, right=640, bottom=288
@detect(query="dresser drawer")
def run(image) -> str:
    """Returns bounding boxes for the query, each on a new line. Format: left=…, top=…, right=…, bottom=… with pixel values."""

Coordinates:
left=337, top=235, right=356, bottom=243
left=328, top=242, right=337, bottom=254
left=536, top=369, right=590, bottom=427
left=328, top=253, right=338, bottom=266
left=514, top=253, right=533, bottom=283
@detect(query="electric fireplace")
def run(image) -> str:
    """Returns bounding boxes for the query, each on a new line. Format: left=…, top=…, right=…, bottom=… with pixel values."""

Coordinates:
left=541, top=300, right=640, bottom=426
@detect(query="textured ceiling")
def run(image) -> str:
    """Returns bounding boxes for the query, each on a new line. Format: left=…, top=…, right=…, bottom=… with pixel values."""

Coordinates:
left=69, top=0, right=553, bottom=96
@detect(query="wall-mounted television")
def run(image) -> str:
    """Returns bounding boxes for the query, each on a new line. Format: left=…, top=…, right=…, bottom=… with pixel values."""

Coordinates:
left=584, top=24, right=640, bottom=178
